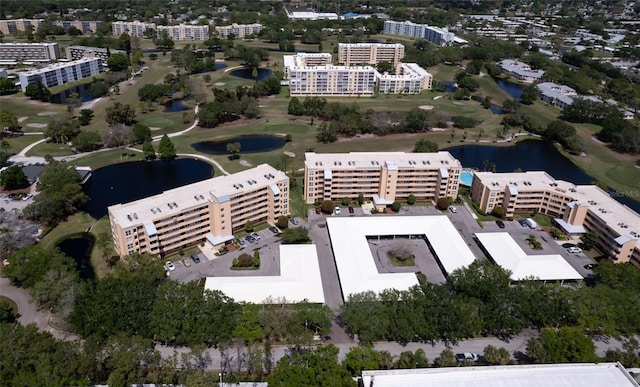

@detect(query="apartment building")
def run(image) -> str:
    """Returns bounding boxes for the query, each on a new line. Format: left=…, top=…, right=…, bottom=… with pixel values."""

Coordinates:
left=471, top=171, right=640, bottom=266
left=65, top=45, right=124, bottom=61
left=54, top=20, right=103, bottom=34
left=304, top=152, right=461, bottom=207
left=17, top=57, right=103, bottom=92
left=537, top=82, right=577, bottom=110
left=112, top=21, right=156, bottom=37
left=377, top=63, right=433, bottom=94
left=337, top=43, right=405, bottom=66
left=157, top=24, right=209, bottom=41
left=0, top=42, right=60, bottom=62
left=497, top=59, right=545, bottom=83
left=215, top=23, right=263, bottom=39
left=0, top=19, right=43, bottom=35
left=283, top=53, right=332, bottom=78
left=383, top=20, right=461, bottom=46
left=108, top=164, right=289, bottom=257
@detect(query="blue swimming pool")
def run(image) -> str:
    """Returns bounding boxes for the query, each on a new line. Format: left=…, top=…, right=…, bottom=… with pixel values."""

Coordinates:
left=460, top=172, right=473, bottom=186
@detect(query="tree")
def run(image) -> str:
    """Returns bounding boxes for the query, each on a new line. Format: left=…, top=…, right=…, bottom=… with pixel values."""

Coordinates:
left=4, top=245, right=76, bottom=289
left=157, top=134, right=176, bottom=160
left=138, top=84, right=171, bottom=102
left=276, top=215, right=289, bottom=230
left=0, top=165, right=28, bottom=189
left=520, top=84, right=538, bottom=105
left=71, top=131, right=102, bottom=152
left=483, top=345, right=512, bottom=365
left=45, top=118, right=79, bottom=144
left=281, top=227, right=310, bottom=244
left=106, top=102, right=136, bottom=126
left=24, top=80, right=50, bottom=101
left=245, top=220, right=254, bottom=232
left=413, top=138, right=438, bottom=153
left=316, top=122, right=337, bottom=143
left=142, top=141, right=156, bottom=160
left=287, top=97, right=304, bottom=116
left=320, top=200, right=335, bottom=214
left=226, top=142, right=241, bottom=159
left=391, top=201, right=402, bottom=212
left=106, top=53, right=130, bottom=72
left=132, top=123, right=151, bottom=143
left=0, top=77, right=16, bottom=94
left=78, top=109, right=94, bottom=126
left=0, top=111, right=21, bottom=133
left=526, top=327, right=598, bottom=363
left=433, top=349, right=457, bottom=367
left=436, top=197, right=450, bottom=210
left=342, top=345, right=384, bottom=376
left=407, top=193, right=416, bottom=205
left=580, top=231, right=598, bottom=251
left=492, top=206, right=506, bottom=219
left=357, top=193, right=364, bottom=205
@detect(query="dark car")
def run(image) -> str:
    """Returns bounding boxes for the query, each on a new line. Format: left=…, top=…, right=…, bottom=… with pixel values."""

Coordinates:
left=315, top=207, right=321, bottom=214
left=246, top=235, right=256, bottom=243
left=7, top=194, right=15, bottom=200
left=562, top=242, right=576, bottom=248
left=348, top=206, right=354, bottom=214
left=518, top=219, right=528, bottom=227
left=496, top=220, right=506, bottom=229
left=190, top=254, right=201, bottom=264
left=269, top=226, right=280, bottom=234
left=290, top=217, right=299, bottom=225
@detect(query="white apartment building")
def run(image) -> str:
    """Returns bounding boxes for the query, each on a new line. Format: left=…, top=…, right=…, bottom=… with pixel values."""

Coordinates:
left=337, top=43, right=405, bottom=66
left=537, top=82, right=577, bottom=110
left=304, top=152, right=461, bottom=206
left=498, top=59, right=545, bottom=83
left=215, top=23, right=263, bottom=38
left=112, top=21, right=156, bottom=37
left=17, top=57, right=103, bottom=92
left=384, top=20, right=463, bottom=46
left=377, top=63, right=433, bottom=94
left=157, top=24, right=209, bottom=40
left=66, top=45, right=124, bottom=61
left=108, top=164, right=289, bottom=257
left=0, top=19, right=43, bottom=35
left=0, top=42, right=60, bottom=62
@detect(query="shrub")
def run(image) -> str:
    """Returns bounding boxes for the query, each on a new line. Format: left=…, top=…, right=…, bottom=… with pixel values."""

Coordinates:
left=237, top=253, right=253, bottom=267
left=407, top=193, right=416, bottom=205
left=391, top=201, right=401, bottom=212
left=492, top=206, right=506, bottom=219
left=357, top=193, right=364, bottom=205
left=245, top=220, right=254, bottom=232
left=342, top=197, right=350, bottom=206
left=436, top=197, right=450, bottom=210
left=416, top=272, right=427, bottom=285
left=277, top=215, right=289, bottom=229
left=320, top=200, right=335, bottom=214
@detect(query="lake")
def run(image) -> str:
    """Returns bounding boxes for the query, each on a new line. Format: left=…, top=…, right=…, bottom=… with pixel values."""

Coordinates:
left=496, top=78, right=525, bottom=100
left=56, top=233, right=96, bottom=280
left=192, top=134, right=286, bottom=155
left=447, top=139, right=640, bottom=213
left=229, top=68, right=273, bottom=80
left=164, top=98, right=188, bottom=112
left=50, top=81, right=103, bottom=104
left=83, top=159, right=213, bottom=219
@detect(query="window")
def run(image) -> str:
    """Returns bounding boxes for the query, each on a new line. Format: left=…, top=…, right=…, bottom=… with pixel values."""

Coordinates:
left=125, top=230, right=132, bottom=236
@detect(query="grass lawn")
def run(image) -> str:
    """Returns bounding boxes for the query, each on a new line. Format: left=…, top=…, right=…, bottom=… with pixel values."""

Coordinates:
left=26, top=142, right=74, bottom=157
left=0, top=96, right=66, bottom=131
left=387, top=250, right=416, bottom=266
left=40, top=212, right=95, bottom=250
left=89, top=216, right=115, bottom=279
left=0, top=296, right=18, bottom=315
left=515, top=212, right=553, bottom=228
left=70, top=149, right=144, bottom=169
left=3, top=135, right=43, bottom=155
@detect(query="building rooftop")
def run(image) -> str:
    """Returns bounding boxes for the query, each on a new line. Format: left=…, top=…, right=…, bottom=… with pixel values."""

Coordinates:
left=326, top=216, right=477, bottom=299
left=108, top=164, right=286, bottom=228
left=361, top=362, right=639, bottom=387
left=203, top=244, right=325, bottom=304
left=306, top=151, right=461, bottom=170
left=498, top=59, right=545, bottom=79
left=17, top=57, right=101, bottom=76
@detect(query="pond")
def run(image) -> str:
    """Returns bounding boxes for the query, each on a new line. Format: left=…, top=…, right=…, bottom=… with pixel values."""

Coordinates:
left=49, top=81, right=105, bottom=104
left=496, top=78, right=525, bottom=100
left=192, top=134, right=286, bottom=155
left=447, top=139, right=640, bottom=213
left=229, top=68, right=273, bottom=80
left=56, top=233, right=96, bottom=280
left=473, top=96, right=503, bottom=115
left=83, top=159, right=214, bottom=219
left=438, top=81, right=457, bottom=93
left=164, top=98, right=188, bottom=112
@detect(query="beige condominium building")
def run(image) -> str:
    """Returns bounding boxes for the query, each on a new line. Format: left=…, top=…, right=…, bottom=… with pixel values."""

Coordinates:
left=215, top=23, right=263, bottom=39
left=157, top=24, right=209, bottom=40
left=0, top=19, right=43, bottom=35
left=108, top=164, right=289, bottom=257
left=377, top=63, right=433, bottom=94
left=112, top=21, right=156, bottom=37
left=337, top=43, right=405, bottom=66
left=304, top=152, right=461, bottom=207
left=471, top=171, right=640, bottom=266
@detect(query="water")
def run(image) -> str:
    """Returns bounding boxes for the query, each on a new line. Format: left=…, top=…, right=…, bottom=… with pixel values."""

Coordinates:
left=191, top=62, right=228, bottom=74
left=447, top=139, right=640, bottom=213
left=49, top=81, right=104, bottom=104
left=496, top=78, right=525, bottom=100
left=192, top=135, right=286, bottom=155
left=229, top=68, right=273, bottom=80
left=83, top=159, right=213, bottom=219
left=460, top=172, right=473, bottom=186
left=56, top=233, right=96, bottom=280
left=439, top=81, right=457, bottom=93
left=164, top=98, right=188, bottom=112
left=473, top=96, right=503, bottom=115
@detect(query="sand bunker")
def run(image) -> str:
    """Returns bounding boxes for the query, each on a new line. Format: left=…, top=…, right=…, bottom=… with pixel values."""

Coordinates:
left=239, top=160, right=253, bottom=167
left=418, top=105, right=434, bottom=110
left=149, top=127, right=162, bottom=131
left=283, top=151, right=296, bottom=158
left=452, top=101, right=465, bottom=105
left=214, top=82, right=225, bottom=86
left=37, top=111, right=57, bottom=116
left=18, top=117, right=29, bottom=123
left=26, top=123, right=48, bottom=128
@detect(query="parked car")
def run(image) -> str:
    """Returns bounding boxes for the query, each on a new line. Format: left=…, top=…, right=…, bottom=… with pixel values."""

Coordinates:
left=449, top=206, right=458, bottom=213
left=7, top=194, right=15, bottom=200
left=584, top=263, right=597, bottom=270
left=22, top=194, right=33, bottom=201
left=455, top=352, right=480, bottom=362
left=269, top=226, right=280, bottom=234
left=562, top=243, right=576, bottom=248
left=245, top=235, right=256, bottom=243
left=237, top=238, right=246, bottom=247
left=182, top=259, right=191, bottom=268
left=567, top=246, right=582, bottom=254
left=334, top=206, right=341, bottom=215
left=190, top=254, right=201, bottom=264
left=496, top=220, right=506, bottom=228
left=348, top=206, right=354, bottom=214
left=251, top=232, right=261, bottom=241
left=0, top=208, right=4, bottom=213
left=165, top=261, right=175, bottom=271
left=518, top=219, right=528, bottom=227
left=290, top=217, right=299, bottom=225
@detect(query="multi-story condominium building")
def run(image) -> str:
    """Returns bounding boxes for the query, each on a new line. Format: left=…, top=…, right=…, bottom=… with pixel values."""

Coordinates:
left=0, top=19, right=43, bottom=35
left=337, top=43, right=405, bottom=66
left=17, top=57, right=103, bottom=92
left=377, top=63, right=433, bottom=94
left=304, top=152, right=461, bottom=207
left=108, top=164, right=289, bottom=257
left=283, top=53, right=332, bottom=79
left=53, top=20, right=103, bottom=34
left=0, top=42, right=60, bottom=62
left=384, top=20, right=462, bottom=46
left=112, top=21, right=156, bottom=37
left=157, top=24, right=209, bottom=40
left=215, top=23, right=263, bottom=38
left=497, top=59, right=545, bottom=83
left=65, top=45, right=124, bottom=61
left=471, top=171, right=640, bottom=266
left=287, top=63, right=378, bottom=97
left=536, top=82, right=577, bottom=110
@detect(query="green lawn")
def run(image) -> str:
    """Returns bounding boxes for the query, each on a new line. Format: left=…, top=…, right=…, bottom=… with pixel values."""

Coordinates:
left=515, top=212, right=553, bottom=228
left=2, top=135, right=43, bottom=155
left=26, top=142, right=74, bottom=157
left=40, top=212, right=95, bottom=250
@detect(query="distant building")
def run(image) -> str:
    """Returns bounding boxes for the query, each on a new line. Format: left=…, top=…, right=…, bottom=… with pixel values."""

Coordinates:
left=377, top=63, right=433, bottom=94
left=53, top=20, right=103, bottom=34
left=384, top=20, right=466, bottom=46
left=112, top=21, right=156, bottom=37
left=337, top=43, right=405, bottom=66
left=536, top=82, right=577, bottom=109
left=0, top=42, right=60, bottom=63
left=286, top=9, right=339, bottom=20
left=17, top=57, right=103, bottom=92
left=157, top=24, right=209, bottom=40
left=0, top=19, right=44, bottom=35
left=65, top=45, right=124, bottom=61
left=214, top=23, right=263, bottom=39
left=497, top=59, right=545, bottom=83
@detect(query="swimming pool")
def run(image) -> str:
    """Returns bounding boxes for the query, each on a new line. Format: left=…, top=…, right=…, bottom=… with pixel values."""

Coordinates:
left=460, top=172, right=473, bottom=186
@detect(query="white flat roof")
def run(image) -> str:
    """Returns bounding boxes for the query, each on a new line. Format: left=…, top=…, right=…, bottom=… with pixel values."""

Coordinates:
left=203, top=245, right=325, bottom=304
left=475, top=232, right=583, bottom=281
left=326, top=216, right=477, bottom=299
left=361, top=363, right=639, bottom=387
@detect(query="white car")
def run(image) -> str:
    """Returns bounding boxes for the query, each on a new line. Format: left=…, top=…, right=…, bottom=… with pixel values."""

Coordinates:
left=251, top=232, right=261, bottom=241
left=456, top=352, right=480, bottom=362
left=567, top=246, right=582, bottom=254
left=449, top=206, right=458, bottom=213
left=165, top=261, right=175, bottom=271
left=334, top=206, right=341, bottom=215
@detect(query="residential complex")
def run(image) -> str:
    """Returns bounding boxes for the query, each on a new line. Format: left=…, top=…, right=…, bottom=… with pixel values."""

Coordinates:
left=17, top=57, right=103, bottom=92
left=497, top=59, right=545, bottom=83
left=536, top=82, right=577, bottom=109
left=65, top=45, right=124, bottom=61
left=214, top=23, right=263, bottom=39
left=53, top=20, right=103, bottom=34
left=377, top=63, right=433, bottom=94
left=471, top=171, right=640, bottom=266
left=112, top=21, right=156, bottom=37
left=383, top=20, right=465, bottom=46
left=108, top=164, right=289, bottom=257
left=0, top=19, right=43, bottom=35
left=157, top=24, right=209, bottom=41
left=0, top=42, right=60, bottom=63
left=337, top=43, right=405, bottom=66
left=304, top=152, right=461, bottom=206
